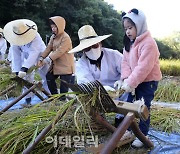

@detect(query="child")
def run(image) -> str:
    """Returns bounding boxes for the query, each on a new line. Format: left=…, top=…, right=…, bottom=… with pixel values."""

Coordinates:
left=37, top=16, right=75, bottom=101
left=115, top=8, right=162, bottom=148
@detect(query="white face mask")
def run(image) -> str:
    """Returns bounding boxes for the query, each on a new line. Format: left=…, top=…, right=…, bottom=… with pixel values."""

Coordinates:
left=85, top=46, right=101, bottom=60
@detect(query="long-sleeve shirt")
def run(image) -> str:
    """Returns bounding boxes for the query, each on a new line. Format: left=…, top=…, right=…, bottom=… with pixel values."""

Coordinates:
left=0, top=37, right=7, bottom=60
left=121, top=31, right=162, bottom=88
left=76, top=48, right=123, bottom=87
left=11, top=33, right=46, bottom=72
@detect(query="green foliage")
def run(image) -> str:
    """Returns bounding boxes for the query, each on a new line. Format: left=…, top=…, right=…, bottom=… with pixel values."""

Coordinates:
left=0, top=0, right=179, bottom=58
left=0, top=0, right=123, bottom=52
left=156, top=31, right=180, bottom=59
left=161, top=31, right=180, bottom=52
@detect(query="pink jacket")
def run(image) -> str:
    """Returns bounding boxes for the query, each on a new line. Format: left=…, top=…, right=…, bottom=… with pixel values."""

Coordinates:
left=121, top=31, right=162, bottom=88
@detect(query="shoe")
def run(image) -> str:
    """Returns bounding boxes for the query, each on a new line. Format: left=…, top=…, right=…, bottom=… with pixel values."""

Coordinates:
left=25, top=98, right=32, bottom=105
left=120, top=130, right=134, bottom=141
left=20, top=98, right=32, bottom=108
left=114, top=117, right=124, bottom=128
left=132, top=137, right=145, bottom=148
left=117, top=130, right=135, bottom=147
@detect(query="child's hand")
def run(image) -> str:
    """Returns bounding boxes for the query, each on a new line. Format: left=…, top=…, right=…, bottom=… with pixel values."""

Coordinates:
left=37, top=56, right=44, bottom=67
left=37, top=60, right=44, bottom=67
left=114, top=80, right=123, bottom=90
left=121, top=80, right=135, bottom=95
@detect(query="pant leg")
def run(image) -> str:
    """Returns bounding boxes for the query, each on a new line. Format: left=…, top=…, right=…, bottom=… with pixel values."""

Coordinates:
left=46, top=71, right=59, bottom=95
left=115, top=92, right=130, bottom=127
left=59, top=74, right=72, bottom=93
left=135, top=81, right=158, bottom=135
left=23, top=71, right=35, bottom=100
left=38, top=63, right=50, bottom=93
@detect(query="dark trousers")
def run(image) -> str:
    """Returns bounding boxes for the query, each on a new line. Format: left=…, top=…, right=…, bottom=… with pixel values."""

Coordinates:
left=127, top=81, right=158, bottom=136
left=46, top=71, right=72, bottom=96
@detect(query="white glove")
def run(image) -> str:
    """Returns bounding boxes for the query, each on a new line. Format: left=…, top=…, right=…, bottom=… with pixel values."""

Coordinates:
left=103, top=85, right=115, bottom=92
left=18, top=71, right=27, bottom=78
left=133, top=98, right=145, bottom=106
left=121, top=80, right=135, bottom=95
left=44, top=56, right=52, bottom=65
left=114, top=80, right=123, bottom=90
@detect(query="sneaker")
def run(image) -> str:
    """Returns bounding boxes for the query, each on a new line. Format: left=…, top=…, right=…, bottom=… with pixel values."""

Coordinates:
left=117, top=131, right=135, bottom=147
left=120, top=130, right=134, bottom=141
left=132, top=137, right=144, bottom=148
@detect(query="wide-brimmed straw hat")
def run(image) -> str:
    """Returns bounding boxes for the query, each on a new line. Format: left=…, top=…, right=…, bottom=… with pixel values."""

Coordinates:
left=68, top=25, right=111, bottom=53
left=3, top=19, right=37, bottom=46
left=0, top=28, right=4, bottom=37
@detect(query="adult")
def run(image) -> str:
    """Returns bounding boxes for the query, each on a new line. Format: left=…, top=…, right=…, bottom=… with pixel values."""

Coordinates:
left=3, top=19, right=50, bottom=105
left=0, top=28, right=7, bottom=61
left=69, top=25, right=127, bottom=126
left=69, top=25, right=123, bottom=91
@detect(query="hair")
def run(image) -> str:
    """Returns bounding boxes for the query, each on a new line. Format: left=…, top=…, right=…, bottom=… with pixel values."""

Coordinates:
left=49, top=19, right=55, bottom=26
left=122, top=17, right=136, bottom=52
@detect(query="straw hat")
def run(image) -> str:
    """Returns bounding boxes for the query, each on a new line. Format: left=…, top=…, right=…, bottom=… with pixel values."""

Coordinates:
left=3, top=19, right=37, bottom=46
left=68, top=25, right=112, bottom=53
left=0, top=28, right=3, bottom=35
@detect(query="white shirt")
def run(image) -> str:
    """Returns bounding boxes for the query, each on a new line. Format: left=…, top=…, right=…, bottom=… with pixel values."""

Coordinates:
left=76, top=48, right=123, bottom=87
left=11, top=33, right=46, bottom=72
left=0, top=37, right=7, bottom=60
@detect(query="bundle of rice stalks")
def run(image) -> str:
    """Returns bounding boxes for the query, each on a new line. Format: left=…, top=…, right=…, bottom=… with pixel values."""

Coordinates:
left=154, top=79, right=180, bottom=102
left=151, top=106, right=180, bottom=133
left=0, top=68, right=21, bottom=98
left=0, top=91, right=113, bottom=154
left=0, top=65, right=41, bottom=98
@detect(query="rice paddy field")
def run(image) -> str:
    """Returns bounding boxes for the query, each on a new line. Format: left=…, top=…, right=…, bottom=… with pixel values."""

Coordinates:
left=0, top=59, right=180, bottom=154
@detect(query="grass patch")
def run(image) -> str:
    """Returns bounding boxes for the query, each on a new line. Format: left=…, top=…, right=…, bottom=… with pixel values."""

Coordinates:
left=154, top=76, right=180, bottom=102
left=160, top=59, right=180, bottom=76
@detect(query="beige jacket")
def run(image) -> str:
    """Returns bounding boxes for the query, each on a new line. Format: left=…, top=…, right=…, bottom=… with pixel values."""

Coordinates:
left=41, top=16, right=75, bottom=75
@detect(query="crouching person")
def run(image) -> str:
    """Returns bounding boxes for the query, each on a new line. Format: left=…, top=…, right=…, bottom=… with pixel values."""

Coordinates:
left=3, top=19, right=50, bottom=106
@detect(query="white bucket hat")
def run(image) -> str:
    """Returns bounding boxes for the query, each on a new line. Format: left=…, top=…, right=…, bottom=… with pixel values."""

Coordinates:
left=3, top=19, right=37, bottom=46
left=68, top=25, right=112, bottom=53
left=122, top=9, right=147, bottom=37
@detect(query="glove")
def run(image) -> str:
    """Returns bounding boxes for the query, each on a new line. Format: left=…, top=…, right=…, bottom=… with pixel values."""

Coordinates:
left=18, top=71, right=27, bottom=78
left=121, top=80, right=135, bottom=95
left=133, top=98, right=144, bottom=106
left=103, top=85, right=115, bottom=92
left=114, top=80, right=123, bottom=90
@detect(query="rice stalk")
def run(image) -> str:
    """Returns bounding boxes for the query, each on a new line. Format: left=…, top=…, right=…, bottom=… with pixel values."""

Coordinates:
left=155, top=81, right=180, bottom=102
left=151, top=107, right=180, bottom=133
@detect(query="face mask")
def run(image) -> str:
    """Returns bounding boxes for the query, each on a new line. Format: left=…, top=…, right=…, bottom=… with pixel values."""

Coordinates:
left=85, top=46, right=101, bottom=60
